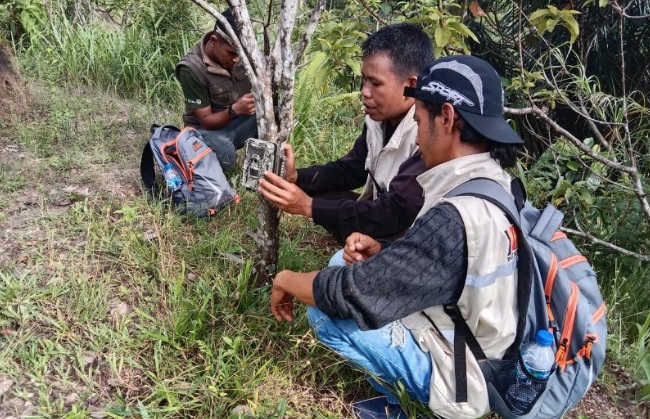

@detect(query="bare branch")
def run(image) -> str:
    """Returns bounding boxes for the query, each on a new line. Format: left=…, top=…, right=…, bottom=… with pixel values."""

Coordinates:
left=295, top=0, right=327, bottom=64
left=357, top=0, right=389, bottom=25
left=613, top=2, right=650, bottom=222
left=576, top=94, right=613, bottom=153
left=561, top=227, right=650, bottom=262
left=505, top=106, right=634, bottom=174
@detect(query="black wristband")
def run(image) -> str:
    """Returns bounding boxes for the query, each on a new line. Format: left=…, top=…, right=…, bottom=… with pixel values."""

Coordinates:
left=228, top=104, right=237, bottom=119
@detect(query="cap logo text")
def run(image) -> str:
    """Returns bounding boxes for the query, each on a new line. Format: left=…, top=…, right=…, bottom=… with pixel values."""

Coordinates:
left=429, top=60, right=484, bottom=113
left=422, top=81, right=475, bottom=108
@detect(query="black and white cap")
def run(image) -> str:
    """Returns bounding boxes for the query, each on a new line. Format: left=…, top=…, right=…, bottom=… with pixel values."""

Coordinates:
left=404, top=55, right=523, bottom=144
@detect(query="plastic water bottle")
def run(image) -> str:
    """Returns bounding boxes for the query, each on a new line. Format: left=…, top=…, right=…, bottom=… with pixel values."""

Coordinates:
left=163, top=163, right=182, bottom=191
left=162, top=163, right=184, bottom=204
left=522, top=330, right=555, bottom=379
left=506, top=330, right=555, bottom=415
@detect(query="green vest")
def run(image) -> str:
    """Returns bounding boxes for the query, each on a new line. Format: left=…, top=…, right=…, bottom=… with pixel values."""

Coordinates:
left=175, top=32, right=251, bottom=127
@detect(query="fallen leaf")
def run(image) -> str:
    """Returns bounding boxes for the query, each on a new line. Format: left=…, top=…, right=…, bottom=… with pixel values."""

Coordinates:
left=0, top=378, right=14, bottom=397
left=110, top=301, right=130, bottom=317
left=469, top=1, right=487, bottom=17
left=142, top=230, right=158, bottom=241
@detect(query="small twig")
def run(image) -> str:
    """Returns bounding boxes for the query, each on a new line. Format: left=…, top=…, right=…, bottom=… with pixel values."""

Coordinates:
left=357, top=0, right=389, bottom=26
left=294, top=0, right=326, bottom=64
left=505, top=106, right=634, bottom=174
left=561, top=227, right=650, bottom=262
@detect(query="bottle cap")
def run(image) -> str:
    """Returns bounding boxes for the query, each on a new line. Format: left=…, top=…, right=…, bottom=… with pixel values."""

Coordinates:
left=536, top=330, right=554, bottom=347
left=164, top=163, right=173, bottom=170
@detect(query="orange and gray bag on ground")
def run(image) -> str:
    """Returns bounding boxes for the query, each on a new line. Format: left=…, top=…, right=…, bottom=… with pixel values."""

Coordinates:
left=140, top=124, right=238, bottom=217
left=444, top=178, right=607, bottom=418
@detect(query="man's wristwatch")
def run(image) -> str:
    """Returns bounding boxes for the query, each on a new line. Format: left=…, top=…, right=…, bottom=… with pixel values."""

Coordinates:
left=228, top=104, right=237, bottom=119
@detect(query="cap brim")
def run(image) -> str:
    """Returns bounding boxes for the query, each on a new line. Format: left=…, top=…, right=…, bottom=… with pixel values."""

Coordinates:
left=456, top=108, right=523, bottom=145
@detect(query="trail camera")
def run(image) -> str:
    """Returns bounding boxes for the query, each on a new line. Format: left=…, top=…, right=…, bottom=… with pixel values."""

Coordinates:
left=242, top=138, right=286, bottom=191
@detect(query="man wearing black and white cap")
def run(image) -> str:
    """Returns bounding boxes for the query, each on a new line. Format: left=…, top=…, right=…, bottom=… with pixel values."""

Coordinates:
left=269, top=55, right=523, bottom=418
left=175, top=9, right=257, bottom=173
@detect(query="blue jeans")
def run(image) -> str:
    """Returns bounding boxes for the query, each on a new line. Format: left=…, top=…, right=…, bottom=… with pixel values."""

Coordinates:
left=197, top=114, right=257, bottom=173
left=307, top=307, right=431, bottom=404
left=307, top=249, right=432, bottom=405
left=328, top=248, right=346, bottom=267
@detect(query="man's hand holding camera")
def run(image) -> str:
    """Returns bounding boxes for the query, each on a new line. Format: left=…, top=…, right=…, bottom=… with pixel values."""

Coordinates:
left=259, top=173, right=313, bottom=218
left=258, top=144, right=313, bottom=218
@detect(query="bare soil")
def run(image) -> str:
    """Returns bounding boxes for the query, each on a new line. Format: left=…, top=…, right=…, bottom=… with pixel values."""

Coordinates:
left=0, top=45, right=27, bottom=121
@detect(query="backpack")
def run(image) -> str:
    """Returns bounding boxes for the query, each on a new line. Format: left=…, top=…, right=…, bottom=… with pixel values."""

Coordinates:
left=140, top=124, right=238, bottom=217
left=445, top=177, right=607, bottom=418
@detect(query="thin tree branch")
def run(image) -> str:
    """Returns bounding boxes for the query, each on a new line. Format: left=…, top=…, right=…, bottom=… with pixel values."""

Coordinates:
left=295, top=0, right=326, bottom=64
left=505, top=106, right=634, bottom=174
left=357, top=0, right=389, bottom=25
left=614, top=1, right=650, bottom=222
left=561, top=227, right=650, bottom=262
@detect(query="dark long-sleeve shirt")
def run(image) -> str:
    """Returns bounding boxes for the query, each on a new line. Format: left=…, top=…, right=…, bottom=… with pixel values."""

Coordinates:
left=312, top=204, right=467, bottom=330
left=295, top=125, right=426, bottom=241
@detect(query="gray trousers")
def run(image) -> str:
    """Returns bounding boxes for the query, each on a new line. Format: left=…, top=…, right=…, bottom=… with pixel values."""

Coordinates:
left=197, top=114, right=257, bottom=173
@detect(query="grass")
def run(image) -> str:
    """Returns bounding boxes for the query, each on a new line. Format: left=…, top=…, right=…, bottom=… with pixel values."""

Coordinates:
left=16, top=12, right=188, bottom=107
left=0, top=81, right=370, bottom=417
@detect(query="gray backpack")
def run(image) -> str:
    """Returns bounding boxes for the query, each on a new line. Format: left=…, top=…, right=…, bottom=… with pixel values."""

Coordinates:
left=140, top=125, right=238, bottom=217
left=445, top=178, right=607, bottom=418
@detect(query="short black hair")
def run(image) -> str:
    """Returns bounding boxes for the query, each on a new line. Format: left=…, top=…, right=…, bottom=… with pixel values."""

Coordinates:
left=422, top=101, right=520, bottom=168
left=362, top=23, right=434, bottom=80
left=214, top=9, right=239, bottom=38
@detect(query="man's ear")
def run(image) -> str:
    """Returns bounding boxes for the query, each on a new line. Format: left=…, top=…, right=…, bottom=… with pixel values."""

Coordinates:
left=440, top=103, right=456, bottom=132
left=407, top=75, right=418, bottom=88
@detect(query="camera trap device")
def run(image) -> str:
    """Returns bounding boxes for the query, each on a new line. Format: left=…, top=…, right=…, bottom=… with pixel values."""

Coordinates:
left=242, top=138, right=287, bottom=191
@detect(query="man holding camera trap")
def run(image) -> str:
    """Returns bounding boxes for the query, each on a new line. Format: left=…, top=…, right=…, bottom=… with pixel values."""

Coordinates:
left=270, top=55, right=525, bottom=418
left=175, top=9, right=257, bottom=173
left=259, top=23, right=434, bottom=244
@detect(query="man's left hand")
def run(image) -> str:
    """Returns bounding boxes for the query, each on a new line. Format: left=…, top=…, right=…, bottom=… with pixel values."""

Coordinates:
left=259, top=171, right=313, bottom=218
left=271, top=271, right=295, bottom=322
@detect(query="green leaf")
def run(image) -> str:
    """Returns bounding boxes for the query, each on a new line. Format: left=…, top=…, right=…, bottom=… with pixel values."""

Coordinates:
left=566, top=160, right=580, bottom=171
left=447, top=21, right=479, bottom=42
left=529, top=9, right=549, bottom=22
left=434, top=27, right=451, bottom=48
left=599, top=0, right=609, bottom=7
left=345, top=58, right=361, bottom=76
left=563, top=15, right=580, bottom=43
left=546, top=19, right=558, bottom=32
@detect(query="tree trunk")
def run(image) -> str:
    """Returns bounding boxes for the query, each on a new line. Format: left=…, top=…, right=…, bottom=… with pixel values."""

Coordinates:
left=254, top=199, right=282, bottom=284
left=190, top=0, right=325, bottom=286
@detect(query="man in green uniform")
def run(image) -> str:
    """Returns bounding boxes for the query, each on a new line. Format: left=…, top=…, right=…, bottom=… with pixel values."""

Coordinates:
left=175, top=9, right=257, bottom=172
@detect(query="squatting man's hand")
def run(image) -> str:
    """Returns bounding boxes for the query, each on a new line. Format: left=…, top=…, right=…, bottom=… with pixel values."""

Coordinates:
left=343, top=232, right=382, bottom=265
left=270, top=270, right=295, bottom=322
left=232, top=93, right=255, bottom=115
left=258, top=171, right=313, bottom=218
left=270, top=270, right=317, bottom=322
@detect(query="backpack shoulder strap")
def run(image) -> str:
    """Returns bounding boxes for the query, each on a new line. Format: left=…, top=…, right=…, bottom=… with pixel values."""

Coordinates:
left=140, top=124, right=181, bottom=197
left=446, top=177, right=524, bottom=228
left=140, top=140, right=156, bottom=196
left=441, top=177, right=533, bottom=403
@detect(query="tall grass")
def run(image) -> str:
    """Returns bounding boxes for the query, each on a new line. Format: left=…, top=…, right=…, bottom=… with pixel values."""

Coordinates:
left=0, top=81, right=367, bottom=417
left=17, top=13, right=188, bottom=106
